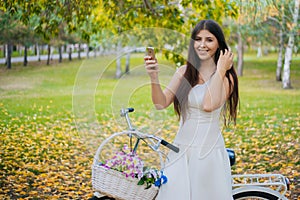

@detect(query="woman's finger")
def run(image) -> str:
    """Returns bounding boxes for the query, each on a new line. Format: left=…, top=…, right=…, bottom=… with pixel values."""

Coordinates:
left=144, top=55, right=152, bottom=61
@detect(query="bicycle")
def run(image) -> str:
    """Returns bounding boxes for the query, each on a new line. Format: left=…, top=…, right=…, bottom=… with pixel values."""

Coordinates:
left=91, top=108, right=290, bottom=200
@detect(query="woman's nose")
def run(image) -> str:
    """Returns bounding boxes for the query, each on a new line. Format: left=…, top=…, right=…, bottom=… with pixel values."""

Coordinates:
left=199, top=41, right=205, bottom=48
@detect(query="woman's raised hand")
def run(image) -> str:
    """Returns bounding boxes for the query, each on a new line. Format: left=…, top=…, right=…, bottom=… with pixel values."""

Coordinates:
left=144, top=56, right=159, bottom=79
left=217, top=49, right=234, bottom=75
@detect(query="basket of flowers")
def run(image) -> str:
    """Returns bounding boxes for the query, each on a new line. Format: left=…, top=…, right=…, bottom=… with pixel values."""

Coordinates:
left=92, top=131, right=167, bottom=200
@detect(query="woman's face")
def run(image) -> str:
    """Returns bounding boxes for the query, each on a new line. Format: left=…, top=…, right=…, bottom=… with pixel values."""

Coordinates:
left=193, top=30, right=219, bottom=61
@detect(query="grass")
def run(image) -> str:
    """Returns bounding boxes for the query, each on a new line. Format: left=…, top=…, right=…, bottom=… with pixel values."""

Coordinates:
left=0, top=53, right=299, bottom=199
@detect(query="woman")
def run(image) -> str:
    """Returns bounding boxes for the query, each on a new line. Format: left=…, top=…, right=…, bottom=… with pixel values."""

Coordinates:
left=144, top=19, right=239, bottom=200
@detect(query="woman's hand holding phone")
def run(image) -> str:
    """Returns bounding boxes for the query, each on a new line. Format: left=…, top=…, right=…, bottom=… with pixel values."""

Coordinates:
left=144, top=47, right=159, bottom=78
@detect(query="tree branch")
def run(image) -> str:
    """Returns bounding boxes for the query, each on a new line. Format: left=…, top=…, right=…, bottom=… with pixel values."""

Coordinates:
left=121, top=5, right=144, bottom=15
left=267, top=16, right=280, bottom=24
left=143, top=0, right=157, bottom=15
left=120, top=1, right=159, bottom=16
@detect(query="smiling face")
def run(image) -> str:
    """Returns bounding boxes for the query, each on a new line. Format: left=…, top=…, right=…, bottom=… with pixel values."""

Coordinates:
left=193, top=30, right=219, bottom=61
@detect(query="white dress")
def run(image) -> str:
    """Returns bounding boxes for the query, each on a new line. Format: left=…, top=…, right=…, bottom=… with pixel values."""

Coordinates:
left=156, top=83, right=233, bottom=200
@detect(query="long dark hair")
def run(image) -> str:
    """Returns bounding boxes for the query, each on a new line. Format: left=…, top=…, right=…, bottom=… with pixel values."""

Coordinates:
left=173, top=19, right=239, bottom=125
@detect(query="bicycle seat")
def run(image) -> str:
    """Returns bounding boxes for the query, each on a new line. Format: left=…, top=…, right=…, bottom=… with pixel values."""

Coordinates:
left=226, top=148, right=236, bottom=166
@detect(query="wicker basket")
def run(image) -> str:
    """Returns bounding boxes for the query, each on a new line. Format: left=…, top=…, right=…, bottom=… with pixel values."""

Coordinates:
left=92, top=131, right=160, bottom=200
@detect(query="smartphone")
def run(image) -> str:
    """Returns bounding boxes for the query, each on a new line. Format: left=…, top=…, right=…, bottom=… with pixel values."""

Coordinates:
left=146, top=47, right=156, bottom=60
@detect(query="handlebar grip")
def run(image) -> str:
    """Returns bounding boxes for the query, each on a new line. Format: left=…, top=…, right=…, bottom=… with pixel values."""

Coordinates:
left=161, top=140, right=179, bottom=153
left=127, top=108, right=134, bottom=112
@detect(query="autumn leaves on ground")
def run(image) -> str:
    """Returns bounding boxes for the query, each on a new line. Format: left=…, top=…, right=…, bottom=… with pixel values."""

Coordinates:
left=1, top=54, right=299, bottom=199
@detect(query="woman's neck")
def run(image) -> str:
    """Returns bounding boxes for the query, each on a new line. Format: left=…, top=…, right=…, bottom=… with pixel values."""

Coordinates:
left=199, top=58, right=217, bottom=81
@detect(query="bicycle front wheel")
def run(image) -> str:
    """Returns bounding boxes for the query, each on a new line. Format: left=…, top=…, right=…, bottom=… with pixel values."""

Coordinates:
left=233, top=190, right=282, bottom=200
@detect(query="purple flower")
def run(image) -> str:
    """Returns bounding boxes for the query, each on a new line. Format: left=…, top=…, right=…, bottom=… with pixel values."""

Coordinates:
left=101, top=145, right=168, bottom=189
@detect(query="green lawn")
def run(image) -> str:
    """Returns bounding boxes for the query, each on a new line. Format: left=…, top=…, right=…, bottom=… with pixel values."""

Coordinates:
left=0, top=53, right=299, bottom=199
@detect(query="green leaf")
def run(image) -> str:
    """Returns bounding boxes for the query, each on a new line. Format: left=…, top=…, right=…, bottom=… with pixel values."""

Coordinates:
left=137, top=179, right=144, bottom=185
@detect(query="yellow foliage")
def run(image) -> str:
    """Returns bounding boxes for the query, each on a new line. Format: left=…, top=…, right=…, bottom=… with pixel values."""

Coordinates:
left=0, top=106, right=299, bottom=198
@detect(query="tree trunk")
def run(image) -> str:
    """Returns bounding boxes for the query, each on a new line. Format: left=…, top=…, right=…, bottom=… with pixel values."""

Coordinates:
left=69, top=46, right=72, bottom=61
left=276, top=30, right=283, bottom=81
left=4, top=44, right=7, bottom=65
left=50, top=46, right=53, bottom=60
left=47, top=44, right=51, bottom=65
left=93, top=46, right=96, bottom=58
left=18, top=44, right=22, bottom=56
left=115, top=57, right=122, bottom=78
left=86, top=43, right=90, bottom=59
left=78, top=43, right=81, bottom=59
left=59, top=45, right=62, bottom=63
left=6, top=42, right=12, bottom=69
left=282, top=0, right=299, bottom=89
left=257, top=41, right=262, bottom=58
left=125, top=51, right=130, bottom=74
left=115, top=41, right=122, bottom=78
left=23, top=45, right=28, bottom=66
left=36, top=43, right=41, bottom=62
left=237, top=32, right=243, bottom=76
left=3, top=45, right=6, bottom=59
left=283, top=38, right=293, bottom=89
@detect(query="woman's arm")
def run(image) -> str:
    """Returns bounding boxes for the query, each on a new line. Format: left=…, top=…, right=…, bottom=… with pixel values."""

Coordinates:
left=145, top=56, right=185, bottom=110
left=202, top=50, right=234, bottom=112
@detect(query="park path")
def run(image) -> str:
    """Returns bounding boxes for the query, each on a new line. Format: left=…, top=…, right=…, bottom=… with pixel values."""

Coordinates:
left=0, top=47, right=143, bottom=65
left=0, top=52, right=95, bottom=64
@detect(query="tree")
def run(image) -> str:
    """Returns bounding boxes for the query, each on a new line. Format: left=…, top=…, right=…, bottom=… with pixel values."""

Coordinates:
left=232, top=0, right=299, bottom=86
left=17, top=16, right=39, bottom=66
left=0, top=0, right=99, bottom=65
left=266, top=0, right=296, bottom=82
left=267, top=0, right=287, bottom=81
left=230, top=0, right=274, bottom=76
left=0, top=10, right=23, bottom=69
left=20, top=27, right=34, bottom=67
left=94, top=0, right=238, bottom=78
left=282, top=0, right=299, bottom=89
left=262, top=0, right=299, bottom=87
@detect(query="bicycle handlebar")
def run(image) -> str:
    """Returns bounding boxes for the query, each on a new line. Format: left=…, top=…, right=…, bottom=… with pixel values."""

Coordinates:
left=121, top=107, right=180, bottom=153
left=128, top=131, right=179, bottom=153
